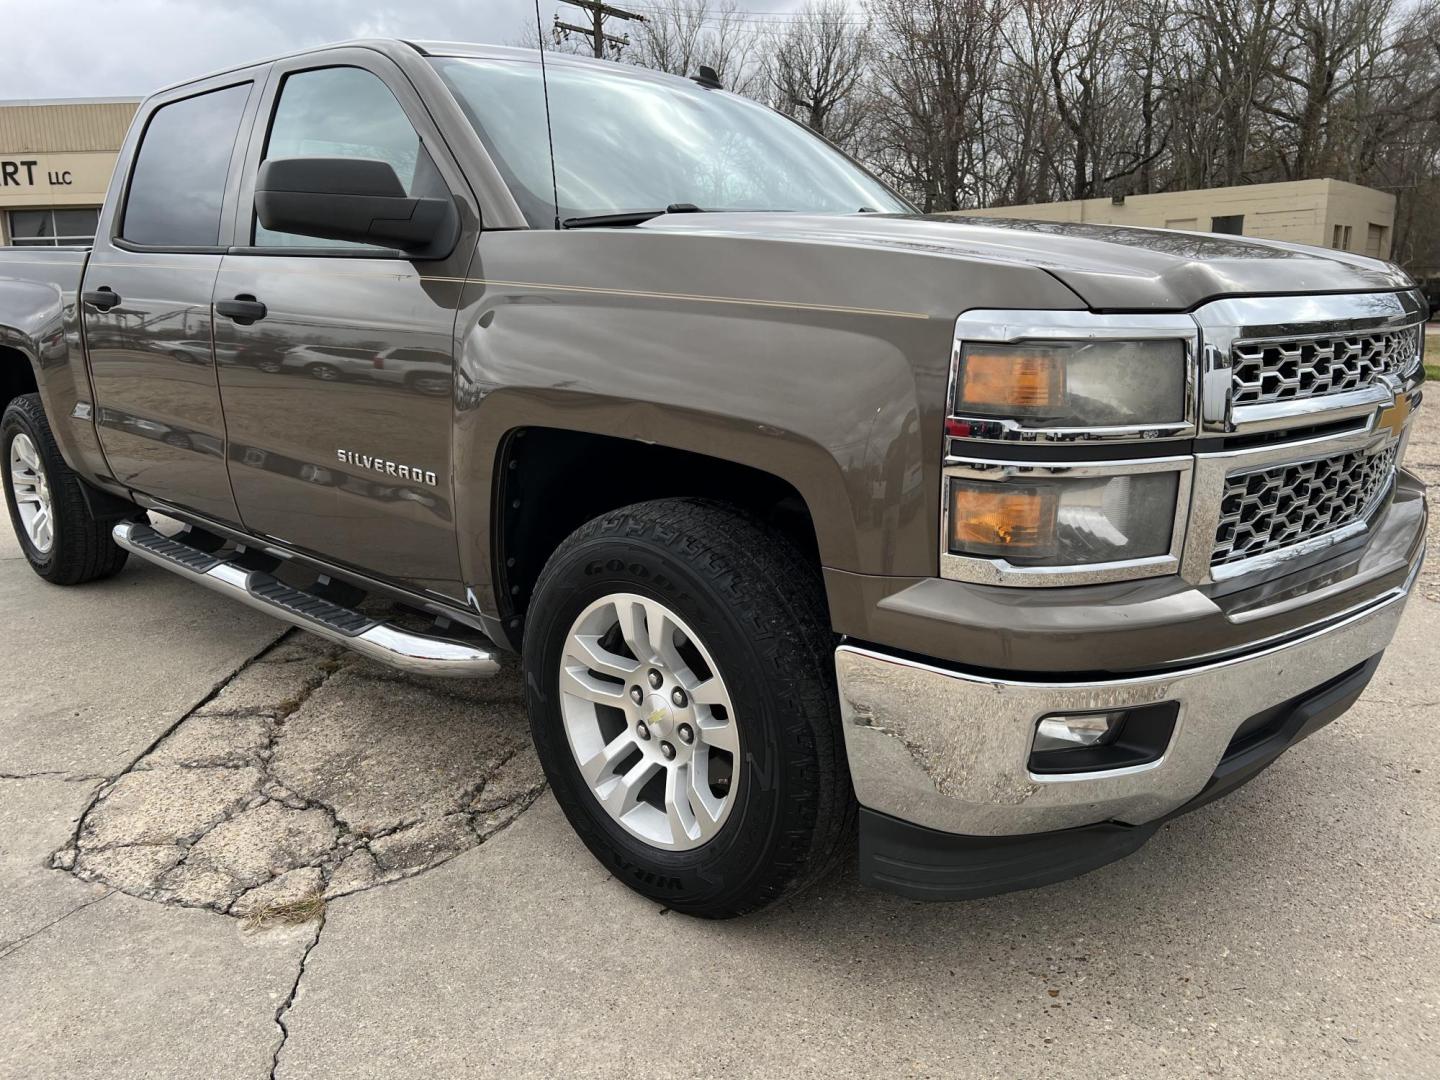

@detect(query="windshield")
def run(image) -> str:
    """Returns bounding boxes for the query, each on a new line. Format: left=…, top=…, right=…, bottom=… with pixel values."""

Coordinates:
left=431, top=56, right=911, bottom=228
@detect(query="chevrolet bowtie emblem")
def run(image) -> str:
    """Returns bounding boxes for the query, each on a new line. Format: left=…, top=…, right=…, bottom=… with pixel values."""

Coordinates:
left=1376, top=394, right=1413, bottom=440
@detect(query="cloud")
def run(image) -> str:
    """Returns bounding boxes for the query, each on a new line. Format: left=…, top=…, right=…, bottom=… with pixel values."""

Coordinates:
left=2, top=0, right=539, bottom=98
left=1, top=0, right=814, bottom=100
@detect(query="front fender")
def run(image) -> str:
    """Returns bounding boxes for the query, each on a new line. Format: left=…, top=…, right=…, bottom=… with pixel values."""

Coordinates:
left=448, top=228, right=1085, bottom=604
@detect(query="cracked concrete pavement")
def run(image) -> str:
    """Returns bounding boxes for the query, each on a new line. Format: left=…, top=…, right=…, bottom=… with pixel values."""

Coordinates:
left=2, top=410, right=1438, bottom=1079
left=57, top=633, right=543, bottom=916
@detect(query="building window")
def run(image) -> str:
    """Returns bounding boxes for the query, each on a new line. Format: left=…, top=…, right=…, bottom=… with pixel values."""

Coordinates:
left=8, top=208, right=101, bottom=247
left=1332, top=224, right=1353, bottom=250
left=1211, top=214, right=1244, bottom=235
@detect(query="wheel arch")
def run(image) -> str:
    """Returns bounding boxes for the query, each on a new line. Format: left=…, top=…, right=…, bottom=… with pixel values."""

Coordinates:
left=0, top=342, right=40, bottom=412
left=483, top=424, right=832, bottom=649
left=1, top=338, right=132, bottom=520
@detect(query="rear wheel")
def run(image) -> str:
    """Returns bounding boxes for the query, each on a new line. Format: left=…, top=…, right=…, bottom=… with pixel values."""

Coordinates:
left=523, top=498, right=853, bottom=918
left=2, top=394, right=130, bottom=585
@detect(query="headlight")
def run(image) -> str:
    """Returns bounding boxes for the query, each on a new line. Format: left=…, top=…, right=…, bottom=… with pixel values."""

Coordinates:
left=942, top=312, right=1199, bottom=586
left=952, top=340, right=1188, bottom=428
left=947, top=471, right=1179, bottom=567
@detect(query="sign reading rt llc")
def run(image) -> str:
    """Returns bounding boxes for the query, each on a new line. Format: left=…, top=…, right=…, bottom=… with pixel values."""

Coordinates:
left=1, top=160, right=72, bottom=186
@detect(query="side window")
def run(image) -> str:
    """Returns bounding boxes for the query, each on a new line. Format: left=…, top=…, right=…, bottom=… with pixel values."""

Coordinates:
left=254, top=66, right=443, bottom=248
left=122, top=84, right=250, bottom=247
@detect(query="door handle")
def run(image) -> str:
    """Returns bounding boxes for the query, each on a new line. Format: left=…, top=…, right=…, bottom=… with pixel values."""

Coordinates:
left=82, top=287, right=121, bottom=311
left=215, top=295, right=267, bottom=325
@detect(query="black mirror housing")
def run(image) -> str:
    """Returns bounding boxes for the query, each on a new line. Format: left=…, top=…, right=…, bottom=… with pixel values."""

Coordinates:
left=254, top=157, right=459, bottom=257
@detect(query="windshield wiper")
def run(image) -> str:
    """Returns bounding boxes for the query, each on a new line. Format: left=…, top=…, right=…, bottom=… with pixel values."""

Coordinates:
left=562, top=203, right=704, bottom=229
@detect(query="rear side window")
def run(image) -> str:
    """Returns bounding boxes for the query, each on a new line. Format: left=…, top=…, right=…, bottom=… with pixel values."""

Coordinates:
left=122, top=83, right=250, bottom=247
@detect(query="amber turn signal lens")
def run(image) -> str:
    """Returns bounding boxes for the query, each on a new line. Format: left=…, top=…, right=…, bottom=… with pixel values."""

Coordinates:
left=948, top=482, right=1058, bottom=558
left=957, top=346, right=1065, bottom=412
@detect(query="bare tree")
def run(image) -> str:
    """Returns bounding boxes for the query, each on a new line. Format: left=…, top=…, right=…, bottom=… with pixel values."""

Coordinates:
left=1121, top=0, right=1182, bottom=194
left=765, top=2, right=872, bottom=150
left=990, top=4, right=1066, bottom=205
left=1172, top=0, right=1283, bottom=186
left=1256, top=0, right=1396, bottom=178
left=627, top=0, right=764, bottom=93
left=509, top=0, right=1440, bottom=272
left=868, top=0, right=1009, bottom=211
left=1030, top=0, right=1125, bottom=199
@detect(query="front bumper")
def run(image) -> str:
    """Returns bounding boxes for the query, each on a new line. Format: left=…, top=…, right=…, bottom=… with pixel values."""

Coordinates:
left=854, top=653, right=1382, bottom=899
left=835, top=549, right=1419, bottom=895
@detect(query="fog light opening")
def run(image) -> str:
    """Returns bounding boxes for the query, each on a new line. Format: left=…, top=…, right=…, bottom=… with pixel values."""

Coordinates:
left=1033, top=712, right=1124, bottom=754
left=1028, top=702, right=1180, bottom=776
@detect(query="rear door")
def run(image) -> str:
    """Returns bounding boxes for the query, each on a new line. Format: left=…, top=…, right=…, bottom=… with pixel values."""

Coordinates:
left=82, top=73, right=261, bottom=524
left=213, top=49, right=479, bottom=599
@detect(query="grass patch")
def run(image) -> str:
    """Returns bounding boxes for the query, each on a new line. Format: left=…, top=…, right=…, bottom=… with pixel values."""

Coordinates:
left=241, top=889, right=326, bottom=931
left=1425, top=363, right=1440, bottom=383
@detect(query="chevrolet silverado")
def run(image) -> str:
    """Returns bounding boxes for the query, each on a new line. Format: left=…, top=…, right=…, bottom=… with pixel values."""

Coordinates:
left=0, top=40, right=1426, bottom=916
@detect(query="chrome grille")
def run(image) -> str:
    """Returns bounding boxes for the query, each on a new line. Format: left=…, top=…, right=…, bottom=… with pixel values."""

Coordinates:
left=1212, top=444, right=1397, bottom=567
left=1231, top=325, right=1420, bottom=406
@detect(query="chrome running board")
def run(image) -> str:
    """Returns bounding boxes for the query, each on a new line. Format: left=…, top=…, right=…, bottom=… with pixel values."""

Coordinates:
left=113, top=520, right=501, bottom=678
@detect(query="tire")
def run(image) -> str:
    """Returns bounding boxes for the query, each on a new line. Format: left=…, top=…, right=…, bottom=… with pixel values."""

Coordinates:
left=307, top=363, right=341, bottom=382
left=523, top=498, right=854, bottom=918
left=2, top=394, right=130, bottom=585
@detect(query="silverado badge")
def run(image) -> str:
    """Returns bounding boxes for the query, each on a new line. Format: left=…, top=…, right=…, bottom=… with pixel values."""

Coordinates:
left=336, top=450, right=438, bottom=487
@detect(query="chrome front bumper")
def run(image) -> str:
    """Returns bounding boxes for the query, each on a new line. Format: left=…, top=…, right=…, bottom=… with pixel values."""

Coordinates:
left=835, top=562, right=1417, bottom=837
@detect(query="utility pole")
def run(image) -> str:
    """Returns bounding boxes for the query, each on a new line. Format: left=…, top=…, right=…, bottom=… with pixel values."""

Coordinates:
left=553, top=0, right=646, bottom=59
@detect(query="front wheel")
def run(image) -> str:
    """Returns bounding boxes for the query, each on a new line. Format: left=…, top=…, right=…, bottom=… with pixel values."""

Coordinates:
left=523, top=498, right=853, bottom=918
left=2, top=394, right=130, bottom=585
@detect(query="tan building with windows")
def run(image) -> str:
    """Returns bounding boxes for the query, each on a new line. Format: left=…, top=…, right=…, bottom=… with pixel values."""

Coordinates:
left=950, top=178, right=1397, bottom=260
left=0, top=98, right=139, bottom=247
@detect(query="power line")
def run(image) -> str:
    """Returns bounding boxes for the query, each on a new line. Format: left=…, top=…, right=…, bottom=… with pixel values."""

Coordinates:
left=626, top=1, right=854, bottom=15
left=621, top=2, right=872, bottom=27
left=554, top=0, right=648, bottom=58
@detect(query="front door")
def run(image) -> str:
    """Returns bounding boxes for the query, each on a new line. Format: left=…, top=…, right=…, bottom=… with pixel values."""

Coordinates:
left=213, top=51, right=478, bottom=599
left=83, top=77, right=259, bottom=524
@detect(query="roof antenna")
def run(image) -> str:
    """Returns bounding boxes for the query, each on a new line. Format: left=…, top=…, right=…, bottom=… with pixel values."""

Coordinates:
left=691, top=65, right=722, bottom=90
left=535, top=0, right=562, bottom=230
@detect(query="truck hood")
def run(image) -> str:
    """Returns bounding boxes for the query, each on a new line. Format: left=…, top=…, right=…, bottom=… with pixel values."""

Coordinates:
left=638, top=212, right=1414, bottom=311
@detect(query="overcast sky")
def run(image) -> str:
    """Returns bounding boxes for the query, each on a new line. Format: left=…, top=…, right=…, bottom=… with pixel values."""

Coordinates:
left=3, top=0, right=818, bottom=100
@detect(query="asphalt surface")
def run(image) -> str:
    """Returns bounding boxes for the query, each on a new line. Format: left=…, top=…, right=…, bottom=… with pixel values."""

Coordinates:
left=1, top=412, right=1437, bottom=1079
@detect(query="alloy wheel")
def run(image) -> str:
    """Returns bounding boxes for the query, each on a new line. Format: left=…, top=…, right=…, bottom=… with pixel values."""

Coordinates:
left=559, top=592, right=740, bottom=851
left=9, top=433, right=53, bottom=554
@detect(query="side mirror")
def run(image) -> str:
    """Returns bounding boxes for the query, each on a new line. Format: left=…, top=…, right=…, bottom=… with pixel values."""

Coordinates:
left=254, top=157, right=459, bottom=256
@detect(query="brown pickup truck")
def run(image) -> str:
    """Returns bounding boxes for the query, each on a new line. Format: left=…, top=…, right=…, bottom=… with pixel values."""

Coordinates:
left=0, top=40, right=1427, bottom=917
